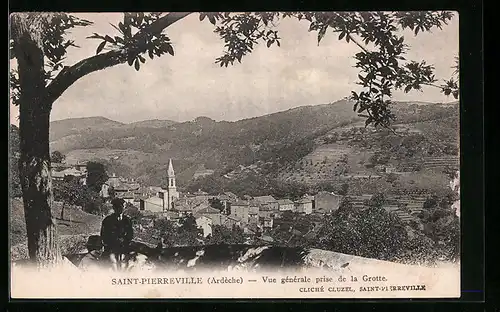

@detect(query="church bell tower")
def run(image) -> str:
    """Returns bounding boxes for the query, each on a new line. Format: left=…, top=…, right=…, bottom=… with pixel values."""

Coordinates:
left=164, top=159, right=179, bottom=210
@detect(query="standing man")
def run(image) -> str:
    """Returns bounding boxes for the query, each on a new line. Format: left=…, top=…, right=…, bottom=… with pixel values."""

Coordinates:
left=101, top=198, right=134, bottom=271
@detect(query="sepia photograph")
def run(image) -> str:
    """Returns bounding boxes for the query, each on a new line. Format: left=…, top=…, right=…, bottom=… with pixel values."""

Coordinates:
left=9, top=11, right=460, bottom=299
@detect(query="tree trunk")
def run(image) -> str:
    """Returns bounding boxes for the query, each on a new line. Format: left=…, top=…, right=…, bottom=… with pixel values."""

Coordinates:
left=15, top=26, right=61, bottom=267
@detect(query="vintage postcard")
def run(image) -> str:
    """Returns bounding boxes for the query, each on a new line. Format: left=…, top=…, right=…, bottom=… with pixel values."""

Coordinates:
left=9, top=11, right=460, bottom=299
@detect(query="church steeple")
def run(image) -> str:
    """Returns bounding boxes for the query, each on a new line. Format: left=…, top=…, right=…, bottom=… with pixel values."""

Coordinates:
left=167, top=159, right=175, bottom=177
left=167, top=159, right=176, bottom=189
left=163, top=159, right=179, bottom=211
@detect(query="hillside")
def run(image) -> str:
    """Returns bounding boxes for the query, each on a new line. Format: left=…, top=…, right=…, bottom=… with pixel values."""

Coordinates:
left=44, top=100, right=459, bottom=190
left=48, top=100, right=362, bottom=185
left=49, top=117, right=125, bottom=142
left=10, top=198, right=103, bottom=247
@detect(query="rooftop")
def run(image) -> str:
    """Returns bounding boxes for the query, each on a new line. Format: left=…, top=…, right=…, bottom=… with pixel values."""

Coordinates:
left=295, top=198, right=312, bottom=204
left=195, top=207, right=221, bottom=215
left=253, top=195, right=277, bottom=204
left=230, top=200, right=249, bottom=206
left=115, top=191, right=135, bottom=199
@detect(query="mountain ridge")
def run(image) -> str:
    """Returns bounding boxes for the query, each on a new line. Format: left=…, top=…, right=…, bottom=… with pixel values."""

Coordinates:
left=48, top=99, right=451, bottom=126
left=44, top=99, right=459, bottom=189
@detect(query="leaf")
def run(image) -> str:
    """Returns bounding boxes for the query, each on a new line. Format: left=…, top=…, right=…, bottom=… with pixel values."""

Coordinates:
left=96, top=41, right=106, bottom=55
left=276, top=40, right=280, bottom=47
left=165, top=44, right=174, bottom=56
left=199, top=13, right=206, bottom=21
left=118, top=22, right=126, bottom=33
left=134, top=59, right=140, bottom=71
left=404, top=85, right=412, bottom=93
left=148, top=49, right=154, bottom=59
left=208, top=15, right=216, bottom=25
left=267, top=40, right=272, bottom=48
left=339, top=32, right=345, bottom=41
left=127, top=56, right=134, bottom=66
left=317, top=27, right=327, bottom=45
left=87, top=33, right=104, bottom=39
left=138, top=55, right=146, bottom=63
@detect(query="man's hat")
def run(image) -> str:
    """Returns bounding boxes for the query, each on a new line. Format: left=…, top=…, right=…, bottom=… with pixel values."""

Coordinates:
left=86, top=235, right=103, bottom=248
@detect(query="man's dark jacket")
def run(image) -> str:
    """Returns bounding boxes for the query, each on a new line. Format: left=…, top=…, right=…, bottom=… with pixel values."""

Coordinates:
left=100, top=213, right=134, bottom=252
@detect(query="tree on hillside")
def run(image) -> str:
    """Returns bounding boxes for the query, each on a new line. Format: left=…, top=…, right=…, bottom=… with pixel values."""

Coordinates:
left=208, top=197, right=225, bottom=213
left=53, top=176, right=105, bottom=216
left=50, top=151, right=65, bottom=163
left=124, top=204, right=142, bottom=224
left=366, top=192, right=386, bottom=208
left=10, top=12, right=458, bottom=265
left=86, top=161, right=109, bottom=193
left=338, top=183, right=349, bottom=196
left=316, top=205, right=408, bottom=261
left=206, top=224, right=245, bottom=245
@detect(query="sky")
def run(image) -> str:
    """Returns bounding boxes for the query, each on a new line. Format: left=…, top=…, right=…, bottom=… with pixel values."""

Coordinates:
left=9, top=12, right=459, bottom=125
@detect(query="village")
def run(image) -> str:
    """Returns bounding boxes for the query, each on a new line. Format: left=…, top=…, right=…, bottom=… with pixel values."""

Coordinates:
left=50, top=158, right=433, bottom=244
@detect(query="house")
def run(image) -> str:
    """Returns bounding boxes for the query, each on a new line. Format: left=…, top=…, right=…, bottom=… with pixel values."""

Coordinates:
left=244, top=223, right=261, bottom=236
left=194, top=206, right=223, bottom=225
left=314, top=191, right=342, bottom=214
left=112, top=182, right=140, bottom=199
left=295, top=197, right=313, bottom=215
left=189, top=189, right=211, bottom=200
left=217, top=192, right=239, bottom=213
left=277, top=199, right=295, bottom=212
left=222, top=215, right=242, bottom=228
left=223, top=191, right=238, bottom=200
left=106, top=173, right=121, bottom=188
left=147, top=186, right=165, bottom=197
left=230, top=200, right=250, bottom=224
left=51, top=167, right=86, bottom=182
left=196, top=215, right=213, bottom=237
left=248, top=204, right=259, bottom=225
left=253, top=195, right=279, bottom=211
left=100, top=184, right=111, bottom=198
left=140, top=196, right=164, bottom=213
left=163, top=210, right=182, bottom=221
left=115, top=191, right=136, bottom=205
left=258, top=205, right=276, bottom=219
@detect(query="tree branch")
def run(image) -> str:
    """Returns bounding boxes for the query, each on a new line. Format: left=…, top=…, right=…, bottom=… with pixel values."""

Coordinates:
left=422, top=82, right=445, bottom=89
left=346, top=33, right=369, bottom=53
left=45, top=12, right=192, bottom=106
